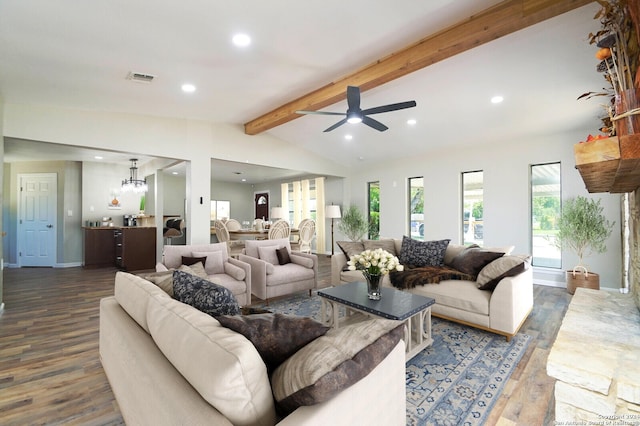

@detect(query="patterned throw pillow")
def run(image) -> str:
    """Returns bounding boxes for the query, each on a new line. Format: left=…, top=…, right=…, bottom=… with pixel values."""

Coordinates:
left=399, top=236, right=450, bottom=267
left=216, top=313, right=329, bottom=373
left=172, top=270, right=240, bottom=316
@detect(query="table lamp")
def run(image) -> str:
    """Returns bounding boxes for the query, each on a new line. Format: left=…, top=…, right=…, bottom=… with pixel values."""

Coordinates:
left=271, top=207, right=286, bottom=221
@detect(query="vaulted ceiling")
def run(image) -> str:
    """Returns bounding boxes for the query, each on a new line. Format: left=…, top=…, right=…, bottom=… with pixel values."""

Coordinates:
left=0, top=0, right=604, bottom=181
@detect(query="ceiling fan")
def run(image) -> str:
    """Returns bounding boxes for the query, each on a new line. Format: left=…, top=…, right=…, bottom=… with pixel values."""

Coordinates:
left=296, top=85, right=417, bottom=132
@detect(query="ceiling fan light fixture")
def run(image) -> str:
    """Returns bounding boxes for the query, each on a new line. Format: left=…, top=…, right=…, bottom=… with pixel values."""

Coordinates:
left=346, top=112, right=362, bottom=124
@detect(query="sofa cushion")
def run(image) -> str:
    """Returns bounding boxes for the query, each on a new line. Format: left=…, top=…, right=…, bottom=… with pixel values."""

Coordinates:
left=443, top=243, right=477, bottom=266
left=276, top=247, right=291, bottom=265
left=363, top=238, right=397, bottom=256
left=271, top=318, right=403, bottom=416
left=399, top=236, right=450, bottom=267
left=266, top=263, right=315, bottom=286
left=146, top=294, right=276, bottom=426
left=192, top=250, right=225, bottom=275
left=172, top=270, right=240, bottom=316
left=258, top=245, right=280, bottom=265
left=244, top=238, right=291, bottom=259
left=142, top=270, right=175, bottom=296
left=216, top=313, right=329, bottom=373
left=162, top=243, right=229, bottom=269
left=414, top=279, right=491, bottom=315
left=337, top=241, right=365, bottom=260
left=179, top=262, right=208, bottom=279
left=477, top=255, right=531, bottom=291
left=114, top=271, right=170, bottom=334
left=449, top=247, right=504, bottom=279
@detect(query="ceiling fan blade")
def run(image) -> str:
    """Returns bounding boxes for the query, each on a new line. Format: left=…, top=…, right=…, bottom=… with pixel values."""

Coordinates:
left=362, top=100, right=417, bottom=115
left=296, top=110, right=345, bottom=116
left=323, top=118, right=348, bottom=132
left=346, top=86, right=361, bottom=110
left=362, top=116, right=388, bottom=132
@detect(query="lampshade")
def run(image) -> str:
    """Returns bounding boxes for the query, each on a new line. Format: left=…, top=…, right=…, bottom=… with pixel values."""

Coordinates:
left=325, top=205, right=341, bottom=219
left=271, top=207, right=286, bottom=220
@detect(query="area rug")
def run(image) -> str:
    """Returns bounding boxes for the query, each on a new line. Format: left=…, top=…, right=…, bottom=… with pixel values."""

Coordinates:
left=256, top=291, right=531, bottom=426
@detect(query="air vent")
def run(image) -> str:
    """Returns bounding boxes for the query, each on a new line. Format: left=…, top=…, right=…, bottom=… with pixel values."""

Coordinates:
left=127, top=72, right=156, bottom=83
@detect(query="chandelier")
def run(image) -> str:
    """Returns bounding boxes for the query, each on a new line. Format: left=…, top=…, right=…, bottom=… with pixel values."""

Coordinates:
left=121, top=158, right=148, bottom=193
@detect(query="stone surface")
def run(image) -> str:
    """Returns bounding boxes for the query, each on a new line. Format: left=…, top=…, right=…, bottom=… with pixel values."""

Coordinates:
left=547, top=288, right=640, bottom=422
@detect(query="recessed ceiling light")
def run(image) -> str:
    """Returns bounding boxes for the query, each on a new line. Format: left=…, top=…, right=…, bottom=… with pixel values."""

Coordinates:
left=232, top=33, right=251, bottom=47
left=172, top=171, right=178, bottom=175
left=491, top=95, right=504, bottom=104
left=94, top=155, right=103, bottom=160
left=407, top=119, right=417, bottom=125
left=241, top=178, right=247, bottom=182
left=182, top=83, right=196, bottom=93
left=345, top=134, right=353, bottom=140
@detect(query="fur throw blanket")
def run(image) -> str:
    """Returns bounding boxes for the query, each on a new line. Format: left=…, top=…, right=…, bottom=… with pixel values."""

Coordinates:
left=389, top=266, right=474, bottom=290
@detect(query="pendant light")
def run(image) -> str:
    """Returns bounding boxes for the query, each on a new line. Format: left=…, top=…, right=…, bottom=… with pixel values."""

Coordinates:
left=121, top=158, right=148, bottom=193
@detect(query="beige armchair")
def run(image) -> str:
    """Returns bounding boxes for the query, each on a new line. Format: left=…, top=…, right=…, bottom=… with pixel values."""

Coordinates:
left=156, top=242, right=251, bottom=306
left=239, top=238, right=317, bottom=304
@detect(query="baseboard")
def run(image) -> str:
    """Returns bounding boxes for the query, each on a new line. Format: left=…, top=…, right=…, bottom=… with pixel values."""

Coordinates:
left=7, top=262, right=83, bottom=268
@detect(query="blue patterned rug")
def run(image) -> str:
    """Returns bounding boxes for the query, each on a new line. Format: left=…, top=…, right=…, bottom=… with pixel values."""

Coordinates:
left=255, top=291, right=531, bottom=426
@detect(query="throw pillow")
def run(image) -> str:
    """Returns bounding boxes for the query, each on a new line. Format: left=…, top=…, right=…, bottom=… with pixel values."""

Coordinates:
left=271, top=318, right=404, bottom=416
left=399, top=236, right=450, bottom=267
left=276, top=247, right=291, bottom=265
left=443, top=243, right=478, bottom=266
left=181, top=255, right=207, bottom=268
left=178, top=262, right=208, bottom=280
left=477, top=255, right=531, bottom=291
left=257, top=245, right=280, bottom=265
left=172, top=270, right=240, bottom=316
left=142, top=270, right=174, bottom=296
left=192, top=250, right=224, bottom=275
left=216, top=313, right=330, bottom=373
left=336, top=241, right=365, bottom=260
left=363, top=238, right=397, bottom=256
left=449, top=247, right=505, bottom=279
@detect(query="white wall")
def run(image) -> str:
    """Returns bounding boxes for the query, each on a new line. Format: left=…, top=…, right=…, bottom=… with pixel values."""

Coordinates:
left=344, top=129, right=623, bottom=290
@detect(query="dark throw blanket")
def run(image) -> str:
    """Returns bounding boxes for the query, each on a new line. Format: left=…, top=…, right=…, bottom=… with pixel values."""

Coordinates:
left=389, top=266, right=474, bottom=290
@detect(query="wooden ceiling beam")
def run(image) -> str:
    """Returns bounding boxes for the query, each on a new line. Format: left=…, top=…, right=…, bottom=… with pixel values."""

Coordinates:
left=244, top=0, right=593, bottom=135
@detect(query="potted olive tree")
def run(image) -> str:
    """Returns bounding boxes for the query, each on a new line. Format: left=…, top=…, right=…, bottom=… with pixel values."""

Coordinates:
left=552, top=196, right=614, bottom=294
left=337, top=205, right=369, bottom=241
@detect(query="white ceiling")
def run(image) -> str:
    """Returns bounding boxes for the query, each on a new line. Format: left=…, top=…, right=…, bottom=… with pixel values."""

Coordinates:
left=0, top=1, right=605, bottom=181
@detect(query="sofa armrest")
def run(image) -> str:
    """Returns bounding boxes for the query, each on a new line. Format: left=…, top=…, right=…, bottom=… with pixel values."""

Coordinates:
left=489, top=267, right=534, bottom=335
left=155, top=262, right=169, bottom=272
left=227, top=257, right=251, bottom=298
left=290, top=252, right=318, bottom=289
left=331, top=253, right=348, bottom=285
left=275, top=341, right=406, bottom=426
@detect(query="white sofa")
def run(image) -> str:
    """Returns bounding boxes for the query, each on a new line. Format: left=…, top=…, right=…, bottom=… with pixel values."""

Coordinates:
left=331, top=239, right=533, bottom=340
left=100, top=271, right=407, bottom=426
left=156, top=242, right=252, bottom=306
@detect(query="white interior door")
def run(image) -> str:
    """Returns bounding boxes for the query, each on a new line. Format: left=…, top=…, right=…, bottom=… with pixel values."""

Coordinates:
left=18, top=173, right=57, bottom=267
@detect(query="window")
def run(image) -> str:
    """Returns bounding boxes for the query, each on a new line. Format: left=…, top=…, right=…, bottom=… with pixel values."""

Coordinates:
left=462, top=171, right=483, bottom=246
left=531, top=163, right=561, bottom=268
left=409, top=177, right=424, bottom=240
left=368, top=181, right=380, bottom=239
left=284, top=179, right=319, bottom=224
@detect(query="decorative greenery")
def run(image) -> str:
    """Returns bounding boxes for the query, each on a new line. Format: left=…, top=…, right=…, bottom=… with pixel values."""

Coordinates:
left=139, top=195, right=146, bottom=212
left=346, top=248, right=404, bottom=276
left=551, top=196, right=614, bottom=269
left=579, top=0, right=640, bottom=134
left=337, top=205, right=369, bottom=241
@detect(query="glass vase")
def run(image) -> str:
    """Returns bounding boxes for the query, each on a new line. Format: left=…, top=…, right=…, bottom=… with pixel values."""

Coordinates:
left=363, top=271, right=382, bottom=300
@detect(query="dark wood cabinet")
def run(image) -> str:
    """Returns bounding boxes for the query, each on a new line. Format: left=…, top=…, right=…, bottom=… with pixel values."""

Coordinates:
left=115, top=227, right=156, bottom=271
left=83, top=228, right=116, bottom=267
left=84, top=227, right=156, bottom=271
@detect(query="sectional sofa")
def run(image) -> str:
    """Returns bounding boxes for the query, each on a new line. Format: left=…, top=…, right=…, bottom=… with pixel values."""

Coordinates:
left=99, top=271, right=407, bottom=425
left=331, top=238, right=534, bottom=340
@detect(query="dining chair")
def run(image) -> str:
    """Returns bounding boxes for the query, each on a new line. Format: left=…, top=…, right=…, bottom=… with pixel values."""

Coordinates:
left=296, top=219, right=315, bottom=253
left=212, top=219, right=244, bottom=258
left=268, top=219, right=290, bottom=240
left=226, top=218, right=242, bottom=231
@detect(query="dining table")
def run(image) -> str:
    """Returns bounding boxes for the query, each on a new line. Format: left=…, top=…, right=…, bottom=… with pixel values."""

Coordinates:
left=210, top=228, right=299, bottom=239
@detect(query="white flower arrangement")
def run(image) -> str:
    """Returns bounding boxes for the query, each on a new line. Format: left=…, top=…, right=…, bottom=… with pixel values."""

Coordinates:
left=347, top=248, right=404, bottom=276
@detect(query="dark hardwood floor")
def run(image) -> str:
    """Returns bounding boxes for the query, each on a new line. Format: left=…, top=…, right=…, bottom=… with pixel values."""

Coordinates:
left=0, top=257, right=571, bottom=425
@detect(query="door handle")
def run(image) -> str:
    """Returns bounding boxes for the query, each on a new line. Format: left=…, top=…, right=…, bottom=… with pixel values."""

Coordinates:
left=47, top=224, right=53, bottom=228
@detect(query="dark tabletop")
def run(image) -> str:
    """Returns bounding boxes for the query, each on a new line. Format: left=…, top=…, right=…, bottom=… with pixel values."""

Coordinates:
left=318, top=281, right=435, bottom=321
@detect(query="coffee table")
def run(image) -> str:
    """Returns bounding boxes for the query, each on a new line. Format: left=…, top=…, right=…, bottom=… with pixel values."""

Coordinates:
left=317, top=281, right=435, bottom=360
